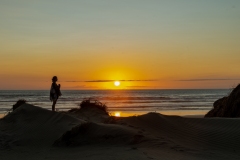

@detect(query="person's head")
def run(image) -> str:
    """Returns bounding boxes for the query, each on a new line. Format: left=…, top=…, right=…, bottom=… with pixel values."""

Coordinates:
left=52, top=76, right=58, bottom=82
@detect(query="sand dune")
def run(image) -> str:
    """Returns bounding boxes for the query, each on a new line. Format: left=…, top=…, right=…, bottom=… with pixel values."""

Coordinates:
left=0, top=104, right=83, bottom=148
left=122, top=114, right=240, bottom=154
left=54, top=122, right=143, bottom=147
left=1, top=104, right=240, bottom=160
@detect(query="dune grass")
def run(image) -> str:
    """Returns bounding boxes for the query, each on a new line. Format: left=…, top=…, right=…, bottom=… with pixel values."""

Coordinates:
left=68, top=98, right=109, bottom=115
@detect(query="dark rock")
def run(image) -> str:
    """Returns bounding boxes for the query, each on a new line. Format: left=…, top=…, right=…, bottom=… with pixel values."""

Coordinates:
left=12, top=99, right=27, bottom=111
left=205, top=84, right=240, bottom=117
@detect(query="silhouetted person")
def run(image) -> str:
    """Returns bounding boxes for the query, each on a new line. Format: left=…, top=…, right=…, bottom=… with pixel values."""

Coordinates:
left=50, top=76, right=62, bottom=111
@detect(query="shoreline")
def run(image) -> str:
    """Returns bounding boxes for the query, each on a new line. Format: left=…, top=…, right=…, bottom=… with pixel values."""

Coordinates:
left=0, top=109, right=208, bottom=119
left=110, top=110, right=208, bottom=117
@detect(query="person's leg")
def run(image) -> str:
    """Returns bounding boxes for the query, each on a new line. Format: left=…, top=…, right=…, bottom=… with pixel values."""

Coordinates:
left=52, top=100, right=57, bottom=111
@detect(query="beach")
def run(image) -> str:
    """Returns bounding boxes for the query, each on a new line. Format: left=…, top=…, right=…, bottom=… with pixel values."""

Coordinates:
left=1, top=0, right=240, bottom=159
left=0, top=89, right=228, bottom=115
left=1, top=103, right=240, bottom=160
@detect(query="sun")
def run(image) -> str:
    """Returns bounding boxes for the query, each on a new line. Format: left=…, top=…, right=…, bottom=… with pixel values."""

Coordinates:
left=114, top=81, right=120, bottom=86
left=114, top=112, right=121, bottom=117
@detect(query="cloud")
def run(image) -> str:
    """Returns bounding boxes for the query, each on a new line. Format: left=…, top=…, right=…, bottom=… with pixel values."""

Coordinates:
left=126, top=85, right=151, bottom=88
left=65, top=79, right=158, bottom=83
left=65, top=81, right=85, bottom=82
left=119, top=79, right=157, bottom=82
left=84, top=80, right=115, bottom=82
left=63, top=85, right=94, bottom=89
left=177, top=78, right=240, bottom=81
left=62, top=78, right=240, bottom=83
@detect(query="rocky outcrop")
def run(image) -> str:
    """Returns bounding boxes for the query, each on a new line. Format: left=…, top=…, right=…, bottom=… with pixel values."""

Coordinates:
left=12, top=99, right=27, bottom=111
left=205, top=84, right=240, bottom=117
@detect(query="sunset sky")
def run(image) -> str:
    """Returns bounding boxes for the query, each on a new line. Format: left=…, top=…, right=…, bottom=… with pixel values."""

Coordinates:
left=0, top=0, right=240, bottom=90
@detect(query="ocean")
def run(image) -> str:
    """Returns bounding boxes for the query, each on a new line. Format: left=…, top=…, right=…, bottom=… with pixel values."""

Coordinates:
left=0, top=89, right=231, bottom=115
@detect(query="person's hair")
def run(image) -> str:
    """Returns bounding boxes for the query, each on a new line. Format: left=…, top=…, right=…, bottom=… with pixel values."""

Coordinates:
left=52, top=76, right=58, bottom=82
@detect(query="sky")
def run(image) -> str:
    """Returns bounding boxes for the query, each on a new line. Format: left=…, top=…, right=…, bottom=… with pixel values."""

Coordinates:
left=0, top=0, right=240, bottom=90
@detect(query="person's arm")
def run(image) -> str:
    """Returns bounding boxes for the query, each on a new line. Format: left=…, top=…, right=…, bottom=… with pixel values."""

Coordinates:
left=54, top=83, right=61, bottom=96
left=58, top=84, right=62, bottom=96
